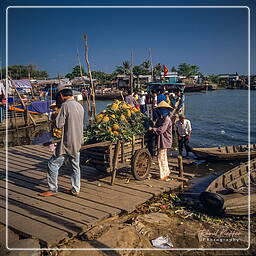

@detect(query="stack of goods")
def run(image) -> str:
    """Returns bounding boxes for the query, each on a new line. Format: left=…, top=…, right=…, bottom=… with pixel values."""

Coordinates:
left=84, top=100, right=148, bottom=143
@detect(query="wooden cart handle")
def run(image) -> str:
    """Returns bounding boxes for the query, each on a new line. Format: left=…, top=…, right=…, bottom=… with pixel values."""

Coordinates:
left=80, top=140, right=112, bottom=150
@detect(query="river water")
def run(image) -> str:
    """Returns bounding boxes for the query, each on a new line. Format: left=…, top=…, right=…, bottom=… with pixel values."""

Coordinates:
left=94, top=89, right=255, bottom=148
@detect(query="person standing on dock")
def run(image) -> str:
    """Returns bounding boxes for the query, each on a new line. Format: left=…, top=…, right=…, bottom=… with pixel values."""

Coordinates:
left=139, top=91, right=146, bottom=114
left=39, top=88, right=84, bottom=197
left=157, top=89, right=167, bottom=104
left=125, top=90, right=138, bottom=107
left=150, top=101, right=173, bottom=181
left=145, top=91, right=153, bottom=119
left=175, top=114, right=192, bottom=158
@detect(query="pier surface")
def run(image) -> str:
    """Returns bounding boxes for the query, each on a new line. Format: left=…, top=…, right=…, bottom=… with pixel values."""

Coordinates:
left=0, top=145, right=193, bottom=247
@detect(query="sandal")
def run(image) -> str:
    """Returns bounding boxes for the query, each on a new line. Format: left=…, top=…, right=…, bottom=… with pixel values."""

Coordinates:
left=38, top=191, right=56, bottom=197
left=63, top=189, right=79, bottom=196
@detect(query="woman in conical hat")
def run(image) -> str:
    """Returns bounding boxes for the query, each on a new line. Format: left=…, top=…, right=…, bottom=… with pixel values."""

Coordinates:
left=150, top=101, right=173, bottom=180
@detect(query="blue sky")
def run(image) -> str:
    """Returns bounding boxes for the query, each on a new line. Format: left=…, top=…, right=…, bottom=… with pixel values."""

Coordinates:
left=0, top=0, right=255, bottom=78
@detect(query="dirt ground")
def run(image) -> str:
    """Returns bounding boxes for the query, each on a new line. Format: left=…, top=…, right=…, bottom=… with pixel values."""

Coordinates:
left=45, top=192, right=256, bottom=256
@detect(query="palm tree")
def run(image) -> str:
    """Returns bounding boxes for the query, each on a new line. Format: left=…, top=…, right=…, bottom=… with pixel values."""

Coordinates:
left=153, top=63, right=163, bottom=80
left=133, top=65, right=144, bottom=90
left=115, top=61, right=131, bottom=75
left=141, top=61, right=151, bottom=75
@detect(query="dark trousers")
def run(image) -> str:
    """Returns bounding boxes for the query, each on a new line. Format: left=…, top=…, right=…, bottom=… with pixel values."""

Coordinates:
left=140, top=104, right=146, bottom=114
left=178, top=136, right=193, bottom=156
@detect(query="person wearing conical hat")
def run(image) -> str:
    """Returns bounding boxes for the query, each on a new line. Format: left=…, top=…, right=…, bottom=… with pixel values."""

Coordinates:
left=150, top=101, right=173, bottom=181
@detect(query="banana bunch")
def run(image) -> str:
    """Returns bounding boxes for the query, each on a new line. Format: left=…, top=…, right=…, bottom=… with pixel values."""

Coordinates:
left=53, top=128, right=62, bottom=139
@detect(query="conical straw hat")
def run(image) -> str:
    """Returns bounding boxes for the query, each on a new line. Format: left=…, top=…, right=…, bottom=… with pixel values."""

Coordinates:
left=156, top=100, right=173, bottom=109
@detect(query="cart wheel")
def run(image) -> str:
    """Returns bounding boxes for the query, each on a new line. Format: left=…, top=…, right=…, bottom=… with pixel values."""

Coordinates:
left=131, top=149, right=152, bottom=180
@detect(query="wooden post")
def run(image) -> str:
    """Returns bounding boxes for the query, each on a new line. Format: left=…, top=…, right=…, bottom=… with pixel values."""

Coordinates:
left=83, top=34, right=96, bottom=120
left=130, top=51, right=133, bottom=93
left=149, top=48, right=154, bottom=81
left=178, top=155, right=184, bottom=178
left=111, top=141, right=121, bottom=185
left=12, top=96, right=18, bottom=131
left=77, top=48, right=91, bottom=121
left=178, top=155, right=184, bottom=191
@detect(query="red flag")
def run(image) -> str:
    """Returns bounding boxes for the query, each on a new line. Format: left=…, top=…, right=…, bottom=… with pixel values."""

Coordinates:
left=163, top=65, right=168, bottom=77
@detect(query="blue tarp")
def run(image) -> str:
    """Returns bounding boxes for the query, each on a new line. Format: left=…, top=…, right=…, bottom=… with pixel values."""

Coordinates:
left=30, top=100, right=51, bottom=114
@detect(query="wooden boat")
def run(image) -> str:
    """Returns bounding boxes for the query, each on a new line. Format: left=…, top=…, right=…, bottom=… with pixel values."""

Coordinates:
left=192, top=144, right=256, bottom=161
left=200, top=159, right=256, bottom=215
left=147, top=82, right=206, bottom=93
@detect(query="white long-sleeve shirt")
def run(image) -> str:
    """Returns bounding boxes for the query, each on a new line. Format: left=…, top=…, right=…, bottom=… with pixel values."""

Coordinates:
left=175, top=119, right=192, bottom=136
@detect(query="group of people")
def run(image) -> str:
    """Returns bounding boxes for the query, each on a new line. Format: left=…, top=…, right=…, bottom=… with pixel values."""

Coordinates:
left=125, top=88, right=192, bottom=181
left=40, top=87, right=193, bottom=197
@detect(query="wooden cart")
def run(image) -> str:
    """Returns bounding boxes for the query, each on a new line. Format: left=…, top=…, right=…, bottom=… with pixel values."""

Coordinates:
left=80, top=135, right=152, bottom=185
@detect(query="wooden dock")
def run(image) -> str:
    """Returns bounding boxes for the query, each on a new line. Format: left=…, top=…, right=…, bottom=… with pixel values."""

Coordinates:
left=0, top=145, right=194, bottom=248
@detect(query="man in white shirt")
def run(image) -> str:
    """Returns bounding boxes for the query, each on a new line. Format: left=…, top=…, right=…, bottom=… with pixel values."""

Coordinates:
left=139, top=91, right=146, bottom=114
left=175, top=114, right=192, bottom=157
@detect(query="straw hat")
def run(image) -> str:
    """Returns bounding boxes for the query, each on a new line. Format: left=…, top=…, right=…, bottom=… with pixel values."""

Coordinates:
left=156, top=101, right=173, bottom=109
left=49, top=102, right=57, bottom=109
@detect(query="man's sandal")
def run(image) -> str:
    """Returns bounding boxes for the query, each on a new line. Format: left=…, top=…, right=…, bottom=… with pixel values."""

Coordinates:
left=63, top=189, right=79, bottom=196
left=38, top=191, right=56, bottom=197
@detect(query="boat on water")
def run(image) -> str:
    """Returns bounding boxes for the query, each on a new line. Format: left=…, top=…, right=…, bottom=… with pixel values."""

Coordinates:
left=200, top=159, right=256, bottom=215
left=192, top=144, right=256, bottom=161
left=147, top=82, right=206, bottom=93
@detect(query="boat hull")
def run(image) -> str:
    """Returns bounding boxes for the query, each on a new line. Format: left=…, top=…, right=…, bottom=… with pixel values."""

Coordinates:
left=193, top=144, right=256, bottom=161
left=200, top=159, right=256, bottom=215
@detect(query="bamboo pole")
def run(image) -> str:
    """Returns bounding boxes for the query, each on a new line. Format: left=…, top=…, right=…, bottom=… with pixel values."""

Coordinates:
left=130, top=51, right=133, bottom=93
left=178, top=155, right=184, bottom=191
left=12, top=95, right=18, bottom=131
left=149, top=48, right=154, bottom=81
left=77, top=48, right=91, bottom=120
left=83, top=34, right=96, bottom=120
left=0, top=58, right=2, bottom=81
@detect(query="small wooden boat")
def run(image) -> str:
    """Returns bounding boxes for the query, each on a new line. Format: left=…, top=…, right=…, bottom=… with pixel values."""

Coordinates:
left=193, top=144, right=256, bottom=161
left=200, top=159, right=256, bottom=215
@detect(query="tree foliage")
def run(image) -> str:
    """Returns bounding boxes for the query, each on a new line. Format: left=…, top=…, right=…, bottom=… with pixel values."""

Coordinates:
left=207, top=74, right=219, bottom=84
left=153, top=63, right=163, bottom=80
left=171, top=66, right=177, bottom=72
left=92, top=71, right=116, bottom=85
left=1, top=64, right=48, bottom=79
left=177, top=63, right=199, bottom=77
left=65, top=65, right=87, bottom=79
left=115, top=61, right=131, bottom=75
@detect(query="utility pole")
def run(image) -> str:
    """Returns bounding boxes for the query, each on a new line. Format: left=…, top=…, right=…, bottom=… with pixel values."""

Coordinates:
left=149, top=48, right=154, bottom=81
left=130, top=51, right=133, bottom=93
left=0, top=58, right=2, bottom=81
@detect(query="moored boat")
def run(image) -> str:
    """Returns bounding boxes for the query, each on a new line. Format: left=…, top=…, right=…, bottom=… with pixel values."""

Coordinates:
left=200, top=159, right=256, bottom=215
left=193, top=144, right=256, bottom=161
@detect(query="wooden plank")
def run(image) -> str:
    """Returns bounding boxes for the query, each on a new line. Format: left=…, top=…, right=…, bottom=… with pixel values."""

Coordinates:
left=2, top=169, right=152, bottom=212
left=2, top=174, right=123, bottom=221
left=4, top=167, right=154, bottom=199
left=80, top=141, right=112, bottom=150
left=0, top=203, right=70, bottom=247
left=168, top=175, right=188, bottom=182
